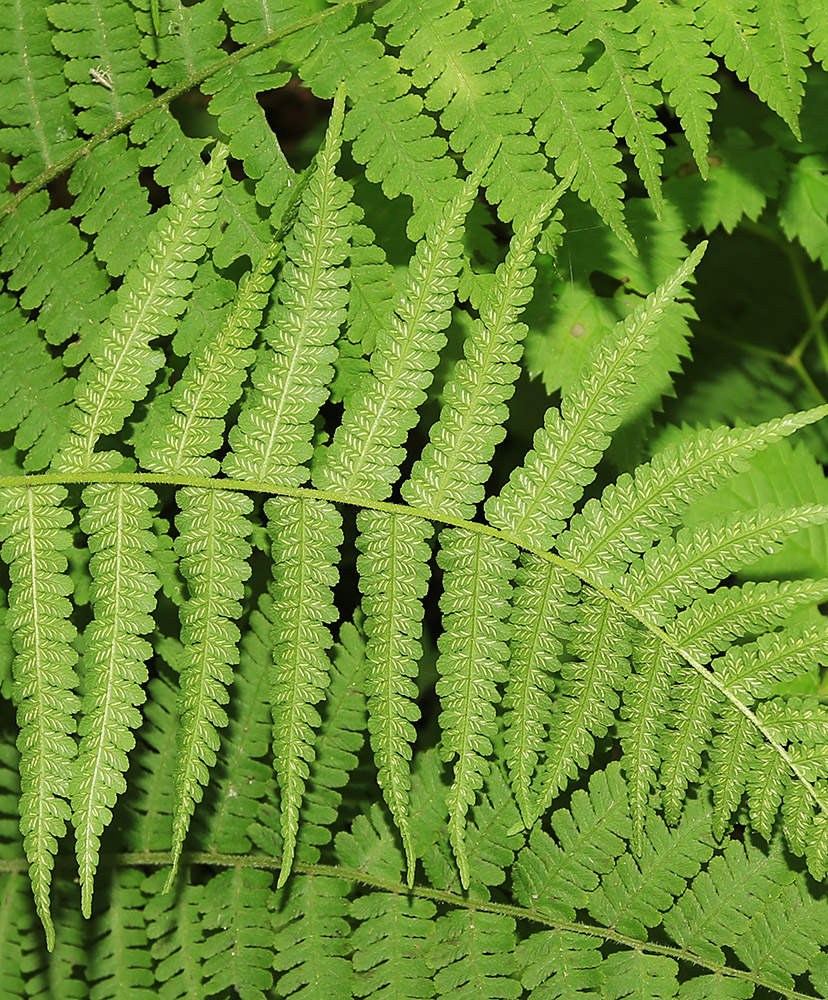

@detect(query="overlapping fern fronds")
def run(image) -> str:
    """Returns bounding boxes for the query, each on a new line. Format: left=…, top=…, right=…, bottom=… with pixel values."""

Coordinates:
left=3, top=0, right=828, bottom=996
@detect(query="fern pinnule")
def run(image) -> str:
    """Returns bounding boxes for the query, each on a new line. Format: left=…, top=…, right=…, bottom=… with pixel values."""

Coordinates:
left=224, top=86, right=352, bottom=487
left=485, top=241, right=707, bottom=550
left=272, top=875, right=353, bottom=1000
left=633, top=0, right=720, bottom=176
left=0, top=485, right=79, bottom=949
left=0, top=0, right=78, bottom=183
left=0, top=294, right=74, bottom=472
left=55, top=144, right=226, bottom=473
left=671, top=578, right=828, bottom=663
left=357, top=510, right=432, bottom=886
left=268, top=496, right=342, bottom=886
left=377, top=0, right=558, bottom=225
left=402, top=199, right=550, bottom=519
left=0, top=191, right=110, bottom=352
left=71, top=482, right=158, bottom=917
left=167, top=487, right=253, bottom=884
left=313, top=169, right=480, bottom=501
left=86, top=868, right=153, bottom=996
left=557, top=405, right=828, bottom=584
left=617, top=504, right=828, bottom=623
left=138, top=236, right=282, bottom=478
left=471, top=0, right=631, bottom=245
left=502, top=558, right=574, bottom=825
left=200, top=867, right=274, bottom=1000
left=531, top=591, right=631, bottom=825
left=437, top=529, right=515, bottom=888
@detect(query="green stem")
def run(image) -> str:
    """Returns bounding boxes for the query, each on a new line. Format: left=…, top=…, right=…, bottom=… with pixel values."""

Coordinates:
left=0, top=850, right=817, bottom=1000
left=2, top=468, right=827, bottom=824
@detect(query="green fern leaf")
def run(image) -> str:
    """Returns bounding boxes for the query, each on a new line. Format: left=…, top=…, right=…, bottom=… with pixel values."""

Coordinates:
left=168, top=487, right=253, bottom=881
left=617, top=504, right=828, bottom=622
left=559, top=0, right=666, bottom=214
left=436, top=529, right=515, bottom=888
left=633, top=0, right=720, bottom=176
left=691, top=0, right=803, bottom=135
left=402, top=201, right=549, bottom=519
left=272, top=875, right=354, bottom=1000
left=472, top=0, right=631, bottom=244
left=267, top=495, right=342, bottom=885
left=376, top=0, right=558, bottom=224
left=531, top=591, right=631, bottom=823
left=0, top=295, right=74, bottom=471
left=224, top=86, right=353, bottom=486
left=314, top=173, right=476, bottom=500
left=138, top=237, right=282, bottom=478
left=56, top=145, right=226, bottom=472
left=201, top=868, right=274, bottom=1000
left=519, top=928, right=604, bottom=998
left=86, top=868, right=153, bottom=996
left=486, top=242, right=706, bottom=549
left=71, top=482, right=158, bottom=917
left=558, top=406, right=828, bottom=584
left=144, top=871, right=206, bottom=1000
left=356, top=510, right=431, bottom=886
left=0, top=0, right=78, bottom=183
left=426, top=909, right=520, bottom=1000
left=0, top=484, right=78, bottom=948
left=503, top=558, right=574, bottom=824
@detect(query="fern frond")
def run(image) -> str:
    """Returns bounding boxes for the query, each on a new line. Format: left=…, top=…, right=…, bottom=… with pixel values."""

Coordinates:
left=194, top=596, right=273, bottom=857
left=0, top=193, right=111, bottom=350
left=503, top=558, right=573, bottom=824
left=0, top=0, right=78, bottom=183
left=402, top=202, right=548, bottom=519
left=691, top=0, right=803, bottom=136
left=144, top=871, right=206, bottom=1000
left=617, top=504, right=828, bottom=622
left=138, top=237, right=282, bottom=478
left=620, top=632, right=678, bottom=850
left=517, top=929, right=603, bottom=999
left=114, top=666, right=179, bottom=854
left=357, top=510, right=431, bottom=886
left=436, top=528, right=515, bottom=888
left=377, top=0, right=557, bottom=225
left=86, top=869, right=153, bottom=996
left=426, top=910, right=519, bottom=1000
left=267, top=495, right=342, bottom=886
left=56, top=145, right=226, bottom=472
left=471, top=0, right=630, bottom=243
left=513, top=762, right=630, bottom=922
left=168, top=487, right=253, bottom=881
left=532, top=591, right=632, bottom=823
left=588, top=797, right=716, bottom=939
left=486, top=242, right=706, bottom=549
left=71, top=482, right=158, bottom=917
left=314, top=174, right=476, bottom=500
left=351, top=891, right=437, bottom=1000
left=272, top=875, right=354, bottom=1000
left=800, top=0, right=828, bottom=69
left=0, top=485, right=78, bottom=948
left=0, top=296, right=74, bottom=471
left=201, top=867, right=274, bottom=1000
left=558, top=0, right=666, bottom=214
left=633, top=0, right=720, bottom=176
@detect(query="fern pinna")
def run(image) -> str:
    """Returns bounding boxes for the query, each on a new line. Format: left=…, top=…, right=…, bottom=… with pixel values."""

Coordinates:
left=3, top=0, right=828, bottom=997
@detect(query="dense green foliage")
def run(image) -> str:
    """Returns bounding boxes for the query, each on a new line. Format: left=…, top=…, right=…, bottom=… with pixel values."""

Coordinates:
left=2, top=0, right=828, bottom=997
